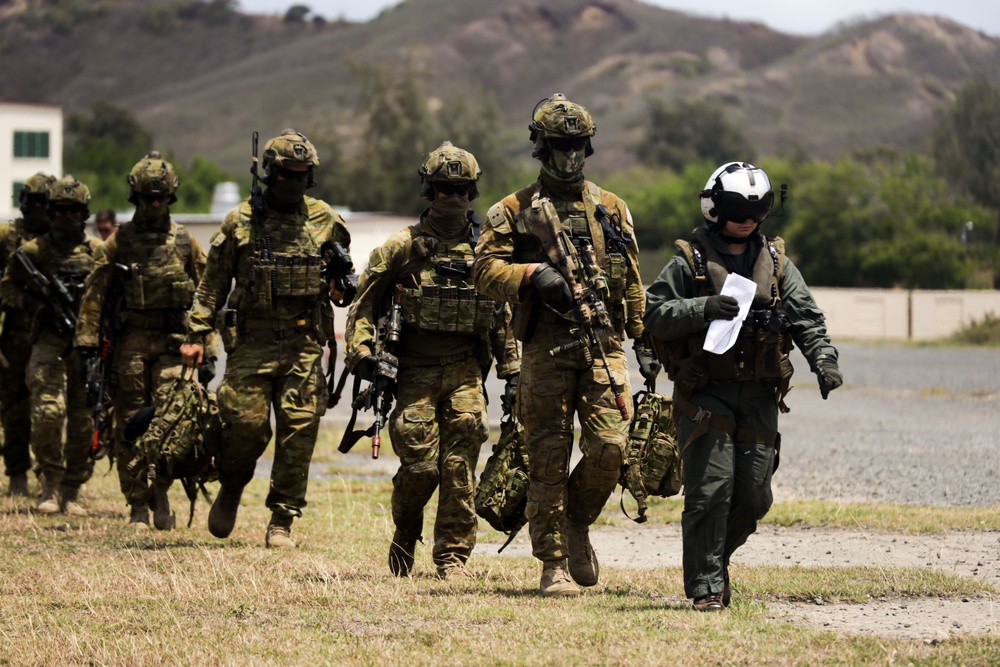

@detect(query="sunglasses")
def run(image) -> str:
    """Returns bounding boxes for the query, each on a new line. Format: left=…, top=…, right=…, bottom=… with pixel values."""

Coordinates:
left=435, top=182, right=472, bottom=197
left=276, top=166, right=310, bottom=181
left=51, top=204, right=86, bottom=217
left=547, top=137, right=590, bottom=153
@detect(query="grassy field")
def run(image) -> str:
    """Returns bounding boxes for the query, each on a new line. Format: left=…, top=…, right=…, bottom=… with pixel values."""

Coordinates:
left=1, top=436, right=998, bottom=666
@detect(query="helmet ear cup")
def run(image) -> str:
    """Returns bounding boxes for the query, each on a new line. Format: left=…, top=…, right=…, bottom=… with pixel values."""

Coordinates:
left=420, top=180, right=435, bottom=201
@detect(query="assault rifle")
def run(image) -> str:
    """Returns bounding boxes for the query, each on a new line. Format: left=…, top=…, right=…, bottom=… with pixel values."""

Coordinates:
left=526, top=194, right=629, bottom=421
left=12, top=248, right=77, bottom=336
left=323, top=241, right=358, bottom=307
left=86, top=263, right=130, bottom=459
left=338, top=297, right=401, bottom=459
left=248, top=131, right=276, bottom=297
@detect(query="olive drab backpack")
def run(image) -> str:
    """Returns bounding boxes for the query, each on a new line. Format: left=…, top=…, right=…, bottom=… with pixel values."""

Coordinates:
left=125, top=370, right=221, bottom=525
left=619, top=379, right=683, bottom=523
left=475, top=412, right=530, bottom=552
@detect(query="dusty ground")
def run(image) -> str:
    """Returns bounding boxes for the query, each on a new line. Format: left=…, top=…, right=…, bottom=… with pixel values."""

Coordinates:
left=479, top=524, right=999, bottom=641
left=321, top=342, right=1000, bottom=640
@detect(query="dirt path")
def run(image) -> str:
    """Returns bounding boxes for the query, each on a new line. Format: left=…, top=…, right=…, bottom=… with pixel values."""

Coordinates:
left=480, top=524, right=1000, bottom=640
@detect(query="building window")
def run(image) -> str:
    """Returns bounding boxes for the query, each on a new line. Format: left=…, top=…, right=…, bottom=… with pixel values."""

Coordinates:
left=12, top=182, right=24, bottom=209
left=13, top=131, right=50, bottom=158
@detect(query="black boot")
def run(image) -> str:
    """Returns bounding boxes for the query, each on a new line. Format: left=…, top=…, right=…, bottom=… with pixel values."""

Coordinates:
left=388, top=529, right=420, bottom=577
left=150, top=478, right=176, bottom=531
left=207, top=484, right=244, bottom=538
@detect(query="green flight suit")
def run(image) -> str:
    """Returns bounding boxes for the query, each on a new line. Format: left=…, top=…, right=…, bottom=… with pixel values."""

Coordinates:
left=643, top=228, right=837, bottom=600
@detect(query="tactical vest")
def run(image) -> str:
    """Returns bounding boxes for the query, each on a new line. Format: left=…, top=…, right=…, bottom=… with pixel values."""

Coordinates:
left=654, top=228, right=794, bottom=401
left=115, top=221, right=196, bottom=311
left=245, top=204, right=326, bottom=308
left=499, top=181, right=629, bottom=333
left=395, top=230, right=495, bottom=335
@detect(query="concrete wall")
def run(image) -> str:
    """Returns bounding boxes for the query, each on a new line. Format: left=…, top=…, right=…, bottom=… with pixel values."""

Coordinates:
left=813, top=287, right=1000, bottom=340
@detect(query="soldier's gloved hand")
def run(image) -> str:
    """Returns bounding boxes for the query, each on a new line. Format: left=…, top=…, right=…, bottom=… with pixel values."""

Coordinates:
left=815, top=355, right=843, bottom=399
left=501, top=374, right=519, bottom=414
left=198, top=357, right=217, bottom=387
left=532, top=265, right=574, bottom=313
left=633, top=341, right=661, bottom=382
left=354, top=354, right=377, bottom=382
left=75, top=346, right=99, bottom=379
left=704, top=295, right=740, bottom=321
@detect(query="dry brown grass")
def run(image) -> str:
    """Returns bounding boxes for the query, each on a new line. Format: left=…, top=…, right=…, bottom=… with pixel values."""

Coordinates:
left=1, top=439, right=998, bottom=666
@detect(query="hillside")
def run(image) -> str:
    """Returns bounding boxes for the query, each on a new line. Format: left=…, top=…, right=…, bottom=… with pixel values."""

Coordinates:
left=2, top=0, right=999, bottom=176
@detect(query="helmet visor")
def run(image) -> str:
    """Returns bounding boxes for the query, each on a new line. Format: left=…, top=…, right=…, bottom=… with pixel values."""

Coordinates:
left=715, top=190, right=774, bottom=224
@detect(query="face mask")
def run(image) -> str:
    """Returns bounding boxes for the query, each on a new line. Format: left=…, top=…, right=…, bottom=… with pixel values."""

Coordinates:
left=135, top=199, right=170, bottom=227
left=21, top=205, right=50, bottom=234
left=50, top=214, right=87, bottom=247
left=424, top=195, right=471, bottom=240
left=542, top=149, right=586, bottom=182
left=267, top=180, right=308, bottom=208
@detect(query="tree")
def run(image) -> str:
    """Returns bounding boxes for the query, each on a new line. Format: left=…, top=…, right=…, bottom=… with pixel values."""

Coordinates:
left=932, top=78, right=1000, bottom=211
left=636, top=98, right=755, bottom=172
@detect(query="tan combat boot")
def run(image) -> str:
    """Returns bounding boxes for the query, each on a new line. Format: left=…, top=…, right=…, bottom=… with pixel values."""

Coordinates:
left=540, top=560, right=581, bottom=598
left=60, top=485, right=88, bottom=517
left=36, top=475, right=61, bottom=514
left=265, top=513, right=296, bottom=549
left=128, top=504, right=151, bottom=530
left=566, top=520, right=599, bottom=587
left=7, top=472, right=30, bottom=497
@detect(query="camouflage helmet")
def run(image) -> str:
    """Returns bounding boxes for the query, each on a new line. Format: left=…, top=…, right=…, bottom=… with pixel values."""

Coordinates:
left=19, top=172, right=56, bottom=206
left=127, top=151, right=179, bottom=205
left=48, top=175, right=92, bottom=220
left=529, top=93, right=596, bottom=157
left=418, top=141, right=481, bottom=200
left=262, top=128, right=319, bottom=187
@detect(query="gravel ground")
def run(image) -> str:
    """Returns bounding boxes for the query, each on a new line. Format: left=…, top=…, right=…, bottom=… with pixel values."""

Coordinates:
left=311, top=341, right=1000, bottom=639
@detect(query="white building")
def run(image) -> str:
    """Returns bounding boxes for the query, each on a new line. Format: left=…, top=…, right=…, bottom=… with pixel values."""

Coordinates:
left=0, top=101, right=63, bottom=220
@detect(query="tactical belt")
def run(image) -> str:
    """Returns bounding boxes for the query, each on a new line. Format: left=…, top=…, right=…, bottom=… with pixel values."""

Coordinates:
left=242, top=317, right=312, bottom=341
left=673, top=394, right=777, bottom=454
left=398, top=350, right=476, bottom=369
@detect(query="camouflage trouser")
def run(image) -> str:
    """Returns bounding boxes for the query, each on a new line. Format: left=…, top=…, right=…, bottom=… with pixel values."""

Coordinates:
left=0, top=322, right=33, bottom=478
left=387, top=358, right=488, bottom=569
left=518, top=324, right=631, bottom=563
left=111, top=327, right=186, bottom=507
left=26, top=334, right=93, bottom=489
left=677, top=381, right=777, bottom=600
left=214, top=333, right=326, bottom=518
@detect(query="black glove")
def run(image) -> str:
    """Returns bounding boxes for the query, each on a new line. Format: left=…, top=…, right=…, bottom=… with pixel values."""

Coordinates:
left=75, top=345, right=99, bottom=379
left=633, top=341, right=661, bottom=382
left=198, top=357, right=217, bottom=387
left=354, top=354, right=377, bottom=382
left=815, top=355, right=843, bottom=399
left=501, top=374, right=519, bottom=414
left=704, top=295, right=740, bottom=322
left=531, top=264, right=574, bottom=313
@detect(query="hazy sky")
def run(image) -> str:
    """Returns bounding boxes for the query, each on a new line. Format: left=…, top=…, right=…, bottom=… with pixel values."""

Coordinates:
left=237, top=0, right=1000, bottom=37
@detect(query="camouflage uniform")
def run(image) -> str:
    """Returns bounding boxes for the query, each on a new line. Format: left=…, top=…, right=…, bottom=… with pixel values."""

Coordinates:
left=186, top=129, right=350, bottom=547
left=0, top=172, right=55, bottom=496
left=345, top=142, right=519, bottom=577
left=643, top=162, right=841, bottom=611
left=75, top=153, right=209, bottom=528
left=473, top=95, right=646, bottom=595
left=1, top=176, right=98, bottom=513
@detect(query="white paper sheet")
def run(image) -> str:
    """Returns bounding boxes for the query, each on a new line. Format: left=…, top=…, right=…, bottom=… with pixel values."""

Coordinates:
left=703, top=273, right=756, bottom=355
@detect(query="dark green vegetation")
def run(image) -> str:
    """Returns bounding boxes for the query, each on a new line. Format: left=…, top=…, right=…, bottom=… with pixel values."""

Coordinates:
left=3, top=0, right=1000, bottom=288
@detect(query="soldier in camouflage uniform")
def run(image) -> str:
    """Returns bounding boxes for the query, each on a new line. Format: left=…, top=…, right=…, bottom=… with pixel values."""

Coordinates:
left=180, top=129, right=351, bottom=549
left=75, top=152, right=211, bottom=531
left=345, top=142, right=520, bottom=578
left=0, top=172, right=57, bottom=498
left=1, top=176, right=100, bottom=515
left=644, top=162, right=842, bottom=611
left=473, top=94, right=658, bottom=596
